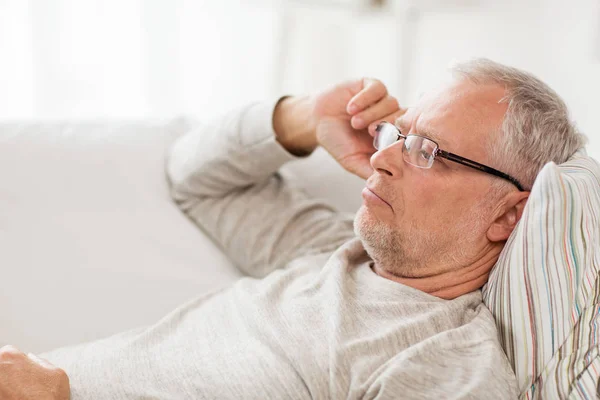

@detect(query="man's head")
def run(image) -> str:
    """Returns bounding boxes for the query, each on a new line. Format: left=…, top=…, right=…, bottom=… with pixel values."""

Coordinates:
left=355, top=58, right=586, bottom=298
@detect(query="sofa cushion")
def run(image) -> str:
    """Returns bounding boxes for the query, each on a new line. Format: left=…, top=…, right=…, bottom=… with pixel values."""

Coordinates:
left=0, top=118, right=243, bottom=352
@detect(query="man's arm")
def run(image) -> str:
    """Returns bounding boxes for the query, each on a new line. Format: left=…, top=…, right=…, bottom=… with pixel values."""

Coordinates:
left=166, top=79, right=402, bottom=278
left=166, top=97, right=354, bottom=278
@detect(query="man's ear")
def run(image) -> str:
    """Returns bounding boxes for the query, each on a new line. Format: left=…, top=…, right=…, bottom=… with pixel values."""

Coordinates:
left=487, top=191, right=530, bottom=243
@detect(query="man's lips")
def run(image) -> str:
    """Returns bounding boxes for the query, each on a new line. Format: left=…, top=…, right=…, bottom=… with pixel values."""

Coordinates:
left=362, top=187, right=392, bottom=209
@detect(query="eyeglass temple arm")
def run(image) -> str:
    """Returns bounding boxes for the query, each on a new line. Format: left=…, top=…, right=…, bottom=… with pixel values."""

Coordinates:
left=436, top=149, right=525, bottom=191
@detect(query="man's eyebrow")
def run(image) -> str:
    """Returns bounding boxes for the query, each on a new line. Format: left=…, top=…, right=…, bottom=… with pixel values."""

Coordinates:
left=395, top=119, right=445, bottom=145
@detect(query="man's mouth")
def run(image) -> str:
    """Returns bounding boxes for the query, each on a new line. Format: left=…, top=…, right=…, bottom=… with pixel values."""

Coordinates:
left=362, top=186, right=392, bottom=209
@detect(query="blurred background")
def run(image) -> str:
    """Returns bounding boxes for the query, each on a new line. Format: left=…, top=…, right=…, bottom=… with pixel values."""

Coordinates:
left=0, top=0, right=599, bottom=157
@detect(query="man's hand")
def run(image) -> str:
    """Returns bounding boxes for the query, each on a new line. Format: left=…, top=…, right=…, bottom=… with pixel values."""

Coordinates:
left=273, top=78, right=406, bottom=179
left=0, top=345, right=70, bottom=400
left=314, top=78, right=406, bottom=179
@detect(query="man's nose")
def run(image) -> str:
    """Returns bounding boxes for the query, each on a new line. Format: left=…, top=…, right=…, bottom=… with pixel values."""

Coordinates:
left=370, top=142, right=404, bottom=177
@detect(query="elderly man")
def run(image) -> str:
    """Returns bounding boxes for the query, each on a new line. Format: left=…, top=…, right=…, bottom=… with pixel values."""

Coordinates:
left=0, top=58, right=585, bottom=399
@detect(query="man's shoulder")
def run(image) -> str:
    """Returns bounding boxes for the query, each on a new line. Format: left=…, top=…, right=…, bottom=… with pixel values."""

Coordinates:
left=376, top=315, right=518, bottom=398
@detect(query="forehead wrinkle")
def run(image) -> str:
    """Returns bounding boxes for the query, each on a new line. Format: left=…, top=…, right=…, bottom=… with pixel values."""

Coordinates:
left=394, top=117, right=446, bottom=147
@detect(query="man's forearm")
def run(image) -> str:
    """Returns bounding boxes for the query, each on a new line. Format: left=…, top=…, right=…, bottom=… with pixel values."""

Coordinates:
left=166, top=99, right=352, bottom=278
left=167, top=100, right=295, bottom=199
left=273, top=96, right=318, bottom=157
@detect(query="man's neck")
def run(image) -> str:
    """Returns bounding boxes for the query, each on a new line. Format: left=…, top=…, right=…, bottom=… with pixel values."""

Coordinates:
left=370, top=246, right=502, bottom=300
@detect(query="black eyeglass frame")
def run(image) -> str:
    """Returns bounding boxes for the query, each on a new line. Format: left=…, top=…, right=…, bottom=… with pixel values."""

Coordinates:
left=375, top=122, right=525, bottom=191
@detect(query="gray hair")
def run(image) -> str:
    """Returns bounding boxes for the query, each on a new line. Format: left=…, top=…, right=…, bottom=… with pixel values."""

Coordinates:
left=450, top=58, right=587, bottom=191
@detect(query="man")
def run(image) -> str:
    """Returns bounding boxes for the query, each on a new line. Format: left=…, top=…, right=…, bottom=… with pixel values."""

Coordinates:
left=0, top=58, right=585, bottom=399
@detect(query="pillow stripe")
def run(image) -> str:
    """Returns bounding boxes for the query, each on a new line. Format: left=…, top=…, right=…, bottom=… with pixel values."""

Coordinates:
left=483, top=151, right=600, bottom=399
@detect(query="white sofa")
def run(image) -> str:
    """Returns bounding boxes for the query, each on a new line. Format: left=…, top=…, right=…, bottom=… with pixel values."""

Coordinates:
left=0, top=117, right=365, bottom=353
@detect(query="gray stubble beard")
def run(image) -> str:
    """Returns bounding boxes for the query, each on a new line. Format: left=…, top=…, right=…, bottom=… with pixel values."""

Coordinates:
left=353, top=205, right=477, bottom=278
left=353, top=206, right=418, bottom=276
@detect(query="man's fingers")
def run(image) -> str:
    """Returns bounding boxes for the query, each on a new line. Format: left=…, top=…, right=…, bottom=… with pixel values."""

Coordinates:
left=351, top=95, right=399, bottom=130
left=354, top=163, right=374, bottom=180
left=367, top=109, right=408, bottom=137
left=346, top=78, right=388, bottom=115
left=343, top=155, right=374, bottom=180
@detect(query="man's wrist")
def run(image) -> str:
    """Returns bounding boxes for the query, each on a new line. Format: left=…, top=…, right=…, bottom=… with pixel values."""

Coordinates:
left=272, top=96, right=318, bottom=157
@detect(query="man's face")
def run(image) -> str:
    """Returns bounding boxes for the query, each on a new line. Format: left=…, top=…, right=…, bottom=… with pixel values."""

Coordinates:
left=354, top=79, right=509, bottom=277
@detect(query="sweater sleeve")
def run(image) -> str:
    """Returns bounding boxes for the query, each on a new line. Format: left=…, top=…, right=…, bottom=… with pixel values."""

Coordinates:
left=165, top=99, right=355, bottom=278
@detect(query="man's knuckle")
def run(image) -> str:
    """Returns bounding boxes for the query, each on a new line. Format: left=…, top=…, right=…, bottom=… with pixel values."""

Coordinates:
left=363, top=76, right=375, bottom=85
left=0, top=345, right=22, bottom=358
left=54, top=367, right=69, bottom=380
left=365, top=77, right=385, bottom=91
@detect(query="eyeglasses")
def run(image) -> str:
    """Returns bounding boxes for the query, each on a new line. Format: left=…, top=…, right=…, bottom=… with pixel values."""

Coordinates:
left=374, top=122, right=525, bottom=191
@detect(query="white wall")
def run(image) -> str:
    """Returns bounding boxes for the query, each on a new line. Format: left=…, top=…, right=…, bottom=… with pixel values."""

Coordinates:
left=0, top=0, right=598, bottom=159
left=407, top=0, right=600, bottom=159
left=279, top=0, right=600, bottom=159
left=0, top=0, right=278, bottom=119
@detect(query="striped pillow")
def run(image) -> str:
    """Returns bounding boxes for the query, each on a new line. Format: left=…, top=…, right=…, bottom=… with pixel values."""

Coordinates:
left=482, top=150, right=600, bottom=399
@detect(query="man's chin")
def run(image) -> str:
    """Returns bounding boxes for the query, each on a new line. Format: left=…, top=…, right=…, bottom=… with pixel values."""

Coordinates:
left=354, top=206, right=390, bottom=242
left=353, top=206, right=368, bottom=232
left=354, top=206, right=402, bottom=268
left=354, top=204, right=386, bottom=227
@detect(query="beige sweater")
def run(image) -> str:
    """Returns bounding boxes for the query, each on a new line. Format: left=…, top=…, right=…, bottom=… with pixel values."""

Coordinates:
left=42, top=99, right=518, bottom=399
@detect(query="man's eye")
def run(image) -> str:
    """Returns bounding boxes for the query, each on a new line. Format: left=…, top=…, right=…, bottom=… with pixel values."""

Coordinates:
left=420, top=150, right=430, bottom=160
